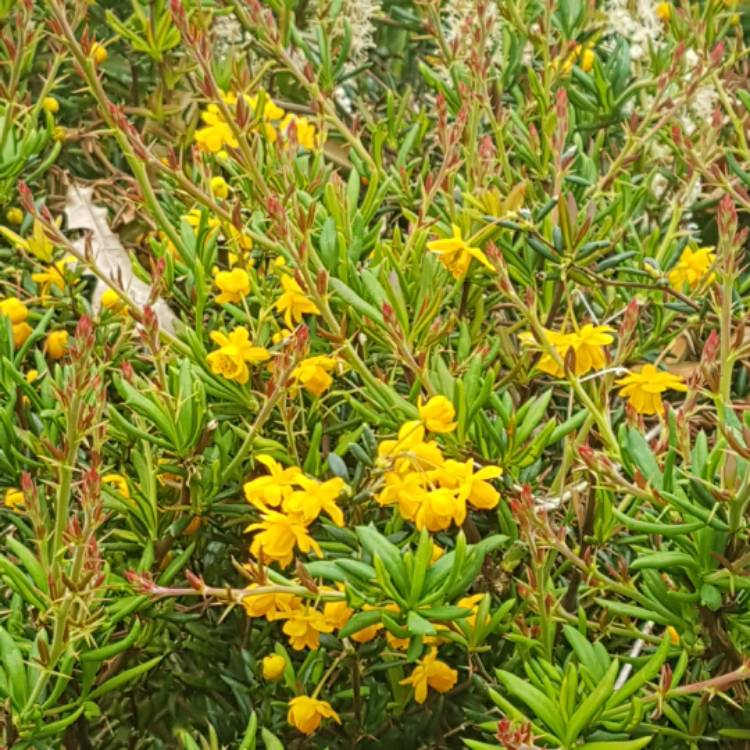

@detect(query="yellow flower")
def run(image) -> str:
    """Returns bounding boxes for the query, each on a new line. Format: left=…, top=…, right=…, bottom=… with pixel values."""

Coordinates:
left=0, top=218, right=56, bottom=261
left=283, top=476, right=347, bottom=527
left=52, top=126, right=66, bottom=142
left=4, top=488, right=24, bottom=509
left=246, top=510, right=322, bottom=567
left=520, top=324, right=614, bottom=377
left=377, top=421, right=444, bottom=473
left=32, top=256, right=75, bottom=294
left=279, top=114, right=320, bottom=150
left=262, top=653, right=286, bottom=681
left=11, top=322, right=33, bottom=348
left=45, top=330, right=68, bottom=359
left=580, top=47, right=595, bottom=72
left=438, top=459, right=502, bottom=510
left=399, top=648, right=458, bottom=704
left=195, top=104, right=239, bottom=153
left=274, top=275, right=321, bottom=328
left=100, top=288, right=124, bottom=311
left=615, top=364, right=687, bottom=415
left=5, top=207, right=23, bottom=225
left=206, top=327, right=270, bottom=384
left=0, top=297, right=29, bottom=325
left=656, top=2, right=671, bottom=21
left=414, top=487, right=466, bottom=532
left=287, top=695, right=340, bottom=735
left=280, top=606, right=334, bottom=650
left=668, top=246, right=716, bottom=289
left=322, top=598, right=353, bottom=631
left=246, top=89, right=286, bottom=122
left=42, top=96, right=59, bottom=114
left=182, top=208, right=221, bottom=231
left=244, top=455, right=303, bottom=509
left=26, top=369, right=39, bottom=383
left=210, top=176, right=230, bottom=199
left=214, top=268, right=250, bottom=304
left=291, top=355, right=337, bottom=397
left=242, top=584, right=302, bottom=620
left=457, top=593, right=485, bottom=630
left=427, top=224, right=494, bottom=279
left=431, top=542, right=444, bottom=563
left=90, top=42, right=108, bottom=64
left=418, top=395, right=457, bottom=433
left=102, top=473, right=129, bottom=498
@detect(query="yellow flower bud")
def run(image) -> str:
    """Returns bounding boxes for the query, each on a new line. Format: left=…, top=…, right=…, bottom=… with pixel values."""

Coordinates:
left=52, top=126, right=66, bottom=142
left=42, top=96, right=59, bottom=114
left=4, top=488, right=24, bottom=509
left=90, top=42, right=108, bottom=64
left=210, top=176, right=230, bottom=199
left=580, top=48, right=595, bottom=73
left=100, top=288, right=123, bottom=311
left=5, top=207, right=23, bottom=225
left=45, top=330, right=68, bottom=360
left=26, top=369, right=39, bottom=383
left=262, top=653, right=286, bottom=681
left=656, top=2, right=671, bottom=22
left=667, top=626, right=680, bottom=645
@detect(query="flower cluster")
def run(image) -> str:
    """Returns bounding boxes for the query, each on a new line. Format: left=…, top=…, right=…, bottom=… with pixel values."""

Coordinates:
left=195, top=90, right=321, bottom=154
left=376, top=397, right=502, bottom=531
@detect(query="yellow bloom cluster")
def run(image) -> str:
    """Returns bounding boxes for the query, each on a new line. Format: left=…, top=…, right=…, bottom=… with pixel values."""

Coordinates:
left=244, top=455, right=347, bottom=566
left=519, top=323, right=614, bottom=377
left=195, top=90, right=321, bottom=153
left=376, top=397, right=502, bottom=531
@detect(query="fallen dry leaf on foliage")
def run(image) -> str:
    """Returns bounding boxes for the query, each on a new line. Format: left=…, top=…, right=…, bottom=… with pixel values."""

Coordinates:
left=64, top=183, right=176, bottom=333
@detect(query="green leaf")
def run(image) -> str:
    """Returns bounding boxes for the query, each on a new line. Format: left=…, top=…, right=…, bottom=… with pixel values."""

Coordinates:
left=565, top=660, right=618, bottom=744
left=496, top=669, right=565, bottom=739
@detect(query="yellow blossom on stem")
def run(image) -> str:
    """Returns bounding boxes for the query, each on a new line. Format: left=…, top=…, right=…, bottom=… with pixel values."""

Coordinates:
left=520, top=323, right=614, bottom=377
left=279, top=113, right=320, bottom=149
left=283, top=476, right=347, bottom=527
left=377, top=420, right=444, bottom=473
left=102, top=473, right=130, bottom=498
left=42, top=96, right=59, bottom=114
left=438, top=459, right=502, bottom=510
left=244, top=455, right=303, bottom=508
left=32, top=256, right=75, bottom=295
left=427, top=224, right=494, bottom=279
left=291, top=355, right=337, bottom=397
left=615, top=364, right=687, bottom=415
left=418, top=395, right=457, bottom=433
left=100, top=288, right=124, bottom=311
left=195, top=104, right=239, bottom=153
left=4, top=488, right=24, bottom=509
left=45, top=330, right=68, bottom=359
left=242, top=584, right=302, bottom=620
left=580, top=47, right=595, bottom=72
left=668, top=246, right=716, bottom=289
left=280, top=606, right=334, bottom=650
left=5, top=207, right=23, bottom=225
left=206, top=327, right=270, bottom=384
left=90, top=42, right=108, bottom=64
left=214, top=268, right=250, bottom=304
left=246, top=510, right=322, bottom=567
left=274, top=275, right=321, bottom=328
left=656, top=2, right=672, bottom=21
left=414, top=487, right=466, bottom=532
left=210, top=176, right=230, bottom=199
left=287, top=695, right=340, bottom=735
left=399, top=648, right=458, bottom=704
left=262, top=653, right=286, bottom=681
